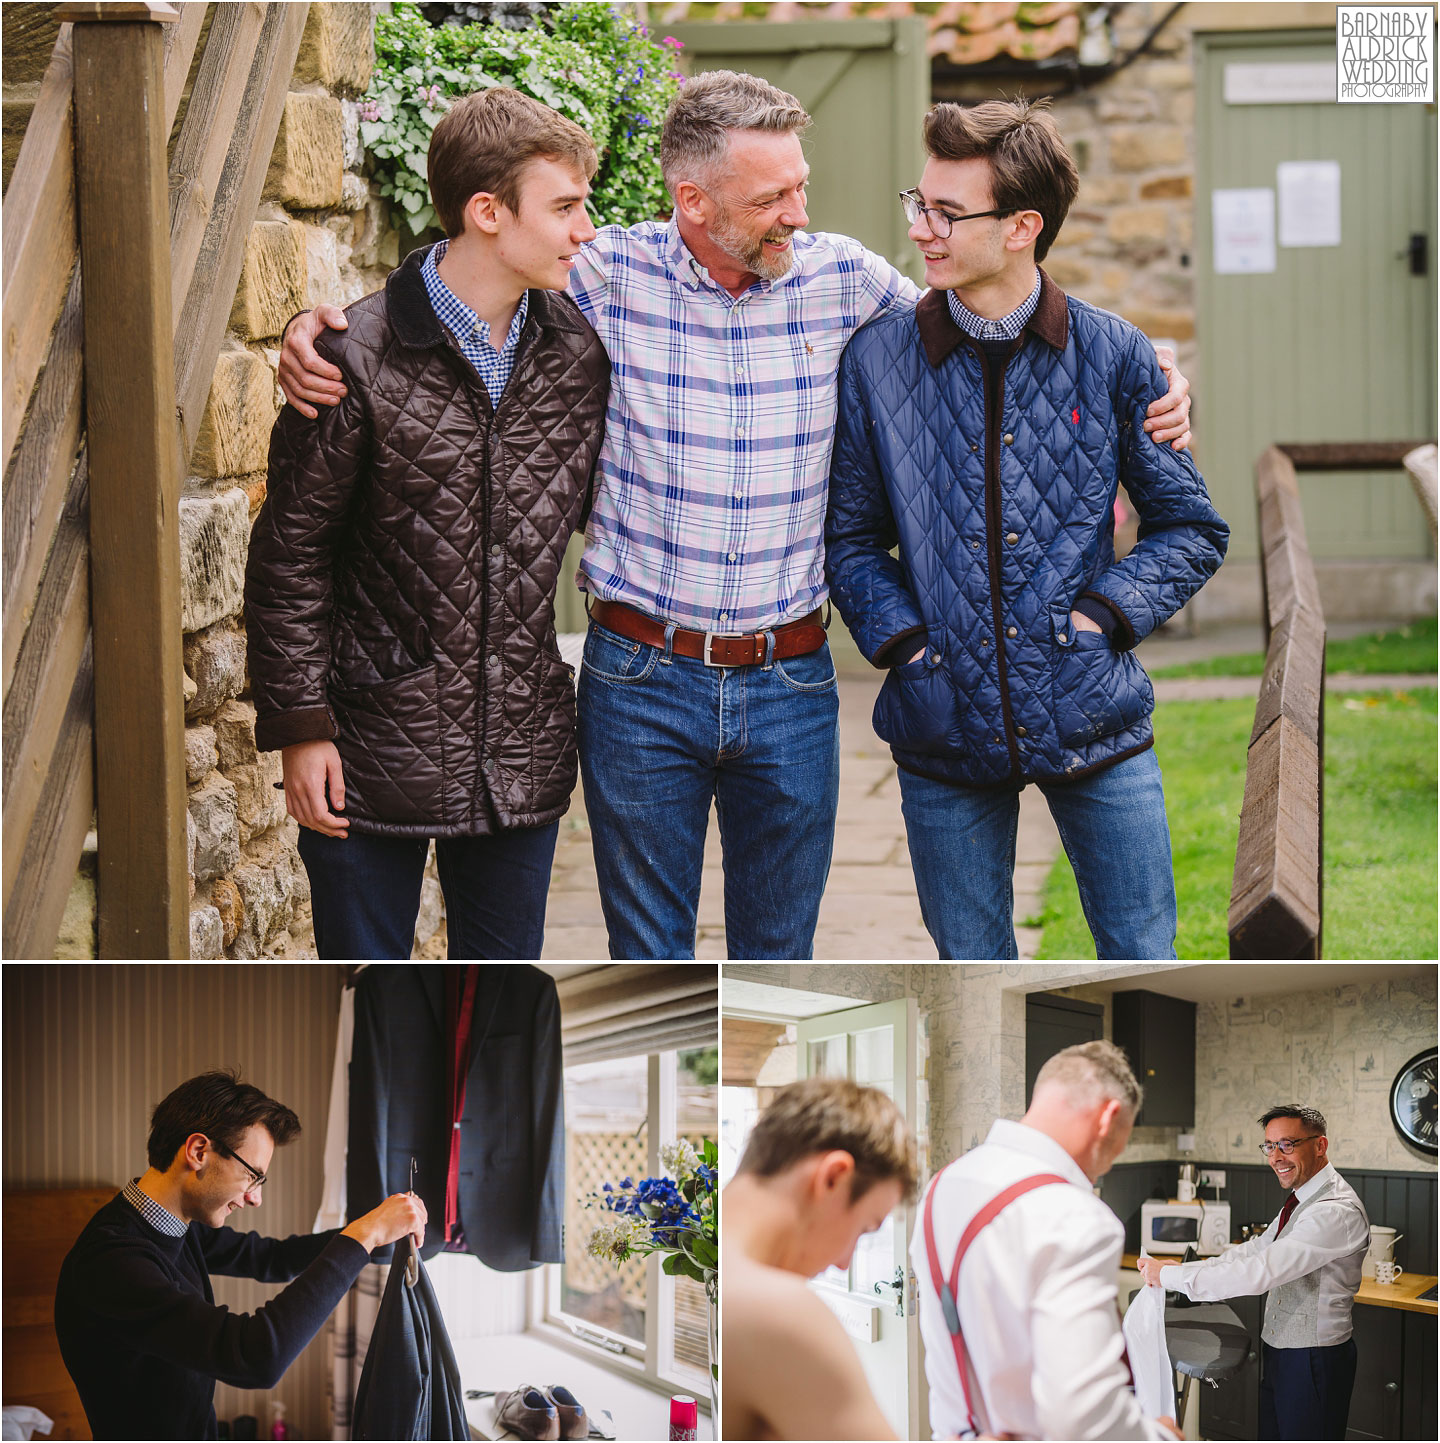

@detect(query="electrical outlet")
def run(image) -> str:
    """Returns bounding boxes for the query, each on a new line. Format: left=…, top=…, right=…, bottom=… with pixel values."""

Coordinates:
left=1200, top=1169, right=1226, bottom=1189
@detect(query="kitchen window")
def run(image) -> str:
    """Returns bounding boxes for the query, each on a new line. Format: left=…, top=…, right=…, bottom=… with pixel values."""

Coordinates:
left=534, top=1046, right=717, bottom=1401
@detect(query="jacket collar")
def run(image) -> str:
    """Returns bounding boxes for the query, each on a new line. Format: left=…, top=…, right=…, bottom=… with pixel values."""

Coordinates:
left=917, top=266, right=1070, bottom=368
left=385, top=242, right=583, bottom=348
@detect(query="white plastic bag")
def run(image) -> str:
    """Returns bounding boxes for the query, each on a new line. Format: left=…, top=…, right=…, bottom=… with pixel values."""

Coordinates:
left=1123, top=1276, right=1175, bottom=1421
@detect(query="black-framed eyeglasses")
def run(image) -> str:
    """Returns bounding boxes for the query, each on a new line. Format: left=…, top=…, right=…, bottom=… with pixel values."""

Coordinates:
left=899, top=188, right=1019, bottom=238
left=1258, top=1136, right=1321, bottom=1157
left=211, top=1137, right=268, bottom=1189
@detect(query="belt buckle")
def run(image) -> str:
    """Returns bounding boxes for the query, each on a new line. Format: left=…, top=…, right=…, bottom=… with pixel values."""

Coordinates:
left=703, top=629, right=768, bottom=667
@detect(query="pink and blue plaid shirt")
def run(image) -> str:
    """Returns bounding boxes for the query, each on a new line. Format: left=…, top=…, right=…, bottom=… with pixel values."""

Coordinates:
left=568, top=221, right=918, bottom=632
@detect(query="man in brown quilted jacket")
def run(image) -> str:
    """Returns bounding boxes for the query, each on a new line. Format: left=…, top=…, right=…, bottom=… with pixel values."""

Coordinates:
left=244, top=89, right=610, bottom=958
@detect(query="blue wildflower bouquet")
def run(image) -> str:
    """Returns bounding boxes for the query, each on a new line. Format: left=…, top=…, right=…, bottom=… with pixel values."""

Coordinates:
left=586, top=1138, right=718, bottom=1303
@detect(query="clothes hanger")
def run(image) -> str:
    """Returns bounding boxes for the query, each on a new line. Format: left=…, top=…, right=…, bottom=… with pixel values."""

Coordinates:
left=405, top=1155, right=419, bottom=1288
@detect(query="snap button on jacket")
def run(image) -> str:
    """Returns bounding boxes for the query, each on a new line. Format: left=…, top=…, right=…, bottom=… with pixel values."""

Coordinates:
left=245, top=246, right=611, bottom=837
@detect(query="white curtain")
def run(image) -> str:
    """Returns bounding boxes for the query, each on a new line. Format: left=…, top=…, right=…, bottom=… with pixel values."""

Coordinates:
left=327, top=1261, right=388, bottom=1440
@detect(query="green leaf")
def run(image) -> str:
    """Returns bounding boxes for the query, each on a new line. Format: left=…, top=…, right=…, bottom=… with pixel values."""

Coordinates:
left=661, top=1252, right=684, bottom=1275
left=400, top=190, right=424, bottom=215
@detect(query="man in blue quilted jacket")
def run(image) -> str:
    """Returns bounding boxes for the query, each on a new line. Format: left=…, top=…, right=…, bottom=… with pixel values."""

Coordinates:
left=826, top=99, right=1229, bottom=961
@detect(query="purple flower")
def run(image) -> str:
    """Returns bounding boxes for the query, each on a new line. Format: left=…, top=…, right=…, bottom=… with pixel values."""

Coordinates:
left=358, top=100, right=382, bottom=122
left=662, top=36, right=684, bottom=51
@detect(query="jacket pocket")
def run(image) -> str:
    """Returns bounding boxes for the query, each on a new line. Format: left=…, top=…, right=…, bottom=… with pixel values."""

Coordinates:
left=331, top=663, right=444, bottom=825
left=1050, top=611, right=1153, bottom=747
left=531, top=649, right=580, bottom=805
left=872, top=653, right=966, bottom=757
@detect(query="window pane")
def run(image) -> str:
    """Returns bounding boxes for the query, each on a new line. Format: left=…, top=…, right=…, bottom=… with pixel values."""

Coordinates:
left=561, top=1056, right=648, bottom=1346
left=808, top=1034, right=846, bottom=1077
left=853, top=1025, right=893, bottom=1095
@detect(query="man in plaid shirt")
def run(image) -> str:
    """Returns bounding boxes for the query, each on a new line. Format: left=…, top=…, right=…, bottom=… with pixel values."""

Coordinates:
left=281, top=71, right=1192, bottom=960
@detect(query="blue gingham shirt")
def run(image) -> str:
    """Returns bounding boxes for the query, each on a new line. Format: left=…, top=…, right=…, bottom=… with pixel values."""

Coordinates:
left=947, top=267, right=1042, bottom=341
left=422, top=239, right=528, bottom=406
left=568, top=222, right=918, bottom=632
left=123, top=1178, right=187, bottom=1237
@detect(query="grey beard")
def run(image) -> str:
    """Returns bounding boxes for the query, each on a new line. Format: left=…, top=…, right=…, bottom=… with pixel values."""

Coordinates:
left=710, top=210, right=795, bottom=282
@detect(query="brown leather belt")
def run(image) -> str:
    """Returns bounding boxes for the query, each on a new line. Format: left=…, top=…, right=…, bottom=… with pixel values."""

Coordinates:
left=589, top=598, right=827, bottom=668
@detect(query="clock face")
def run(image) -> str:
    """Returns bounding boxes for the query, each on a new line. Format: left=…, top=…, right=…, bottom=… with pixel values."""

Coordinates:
left=1390, top=1048, right=1438, bottom=1153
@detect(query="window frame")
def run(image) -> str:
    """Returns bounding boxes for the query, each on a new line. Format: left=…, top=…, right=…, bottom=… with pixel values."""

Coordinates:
left=528, top=1051, right=712, bottom=1409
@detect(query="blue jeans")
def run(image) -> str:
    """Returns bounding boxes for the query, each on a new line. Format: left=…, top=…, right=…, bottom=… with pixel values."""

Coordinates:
left=577, top=620, right=840, bottom=959
left=898, top=748, right=1177, bottom=960
left=298, top=823, right=559, bottom=960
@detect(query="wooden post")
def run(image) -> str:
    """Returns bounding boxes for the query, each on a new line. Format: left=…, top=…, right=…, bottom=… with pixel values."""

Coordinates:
left=63, top=1, right=188, bottom=957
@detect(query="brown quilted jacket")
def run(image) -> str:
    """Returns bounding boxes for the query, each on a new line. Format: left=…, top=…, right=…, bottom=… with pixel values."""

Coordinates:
left=245, top=247, right=610, bottom=837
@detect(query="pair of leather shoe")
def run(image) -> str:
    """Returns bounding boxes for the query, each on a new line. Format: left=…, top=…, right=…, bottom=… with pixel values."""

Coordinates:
left=494, top=1384, right=587, bottom=1440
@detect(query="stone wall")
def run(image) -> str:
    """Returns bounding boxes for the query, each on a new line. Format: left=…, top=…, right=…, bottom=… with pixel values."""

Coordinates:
left=932, top=4, right=1344, bottom=396
left=1192, top=973, right=1438, bottom=1173
left=182, top=3, right=390, bottom=958
left=105, top=4, right=418, bottom=959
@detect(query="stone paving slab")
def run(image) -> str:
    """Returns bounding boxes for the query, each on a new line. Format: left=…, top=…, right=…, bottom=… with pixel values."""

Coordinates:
left=540, top=675, right=1056, bottom=961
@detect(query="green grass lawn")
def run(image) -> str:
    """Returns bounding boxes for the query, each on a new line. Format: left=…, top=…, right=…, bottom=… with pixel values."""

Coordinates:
left=1033, top=687, right=1438, bottom=960
left=1147, top=616, right=1437, bottom=680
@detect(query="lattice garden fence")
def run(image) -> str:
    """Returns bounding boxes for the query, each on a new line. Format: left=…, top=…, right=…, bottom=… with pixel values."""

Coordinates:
left=565, top=1129, right=710, bottom=1370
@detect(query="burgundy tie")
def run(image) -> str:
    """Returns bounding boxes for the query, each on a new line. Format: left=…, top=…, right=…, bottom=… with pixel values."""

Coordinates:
left=1275, top=1193, right=1299, bottom=1236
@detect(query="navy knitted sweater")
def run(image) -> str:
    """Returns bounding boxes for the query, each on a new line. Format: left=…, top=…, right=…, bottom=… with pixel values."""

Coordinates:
left=54, top=1193, right=370, bottom=1439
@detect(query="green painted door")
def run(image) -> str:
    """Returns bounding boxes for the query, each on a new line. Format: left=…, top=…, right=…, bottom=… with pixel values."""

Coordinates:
left=555, top=18, right=930, bottom=647
left=1195, top=31, right=1438, bottom=564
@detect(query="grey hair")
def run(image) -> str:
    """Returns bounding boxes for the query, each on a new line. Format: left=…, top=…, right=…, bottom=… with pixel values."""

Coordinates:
left=1034, top=1039, right=1144, bottom=1113
left=1258, top=1104, right=1327, bottom=1135
left=660, top=69, right=810, bottom=196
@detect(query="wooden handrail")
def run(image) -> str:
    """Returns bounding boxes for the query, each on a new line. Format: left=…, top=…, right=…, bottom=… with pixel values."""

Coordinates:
left=1229, top=446, right=1325, bottom=959
left=1228, top=438, right=1437, bottom=959
left=172, top=2, right=309, bottom=461
left=3, top=4, right=203, bottom=696
left=1, top=24, right=76, bottom=483
left=0, top=9, right=203, bottom=483
left=2, top=1, right=307, bottom=958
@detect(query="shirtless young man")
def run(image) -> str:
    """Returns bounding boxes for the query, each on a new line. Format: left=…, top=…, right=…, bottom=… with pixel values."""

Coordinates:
left=722, top=1076, right=917, bottom=1441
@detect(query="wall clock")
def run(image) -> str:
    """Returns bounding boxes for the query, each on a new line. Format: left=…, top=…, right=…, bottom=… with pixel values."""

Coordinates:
left=1390, top=1047, right=1437, bottom=1153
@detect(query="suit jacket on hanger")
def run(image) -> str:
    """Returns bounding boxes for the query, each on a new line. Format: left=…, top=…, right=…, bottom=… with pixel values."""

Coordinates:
left=348, top=964, right=565, bottom=1270
left=351, top=1237, right=467, bottom=1440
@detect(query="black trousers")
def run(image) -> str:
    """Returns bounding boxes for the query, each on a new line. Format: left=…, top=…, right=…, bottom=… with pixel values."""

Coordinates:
left=1258, top=1337, right=1358, bottom=1441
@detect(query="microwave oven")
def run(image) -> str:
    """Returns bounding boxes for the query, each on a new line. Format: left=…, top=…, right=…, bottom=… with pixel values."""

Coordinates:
left=1140, top=1199, right=1231, bottom=1256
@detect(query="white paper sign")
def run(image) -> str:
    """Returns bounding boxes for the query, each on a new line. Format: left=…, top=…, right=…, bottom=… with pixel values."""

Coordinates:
left=1212, top=188, right=1276, bottom=274
left=1278, top=160, right=1341, bottom=247
left=1224, top=61, right=1337, bottom=103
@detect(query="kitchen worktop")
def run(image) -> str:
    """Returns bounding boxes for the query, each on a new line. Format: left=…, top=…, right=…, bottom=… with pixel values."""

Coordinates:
left=1120, top=1253, right=1438, bottom=1316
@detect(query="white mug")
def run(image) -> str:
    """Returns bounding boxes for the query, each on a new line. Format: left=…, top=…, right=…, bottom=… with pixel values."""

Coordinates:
left=1374, top=1259, right=1404, bottom=1286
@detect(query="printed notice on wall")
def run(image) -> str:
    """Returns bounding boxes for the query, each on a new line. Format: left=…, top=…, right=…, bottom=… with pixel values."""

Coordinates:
left=1212, top=188, right=1276, bottom=274
left=1278, top=161, right=1341, bottom=247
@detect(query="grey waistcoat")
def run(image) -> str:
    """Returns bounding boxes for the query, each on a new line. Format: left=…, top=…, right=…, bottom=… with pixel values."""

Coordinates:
left=1261, top=1174, right=1369, bottom=1349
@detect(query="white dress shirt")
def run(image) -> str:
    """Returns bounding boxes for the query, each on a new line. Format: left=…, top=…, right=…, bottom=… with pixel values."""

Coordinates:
left=1157, top=1162, right=1369, bottom=1347
left=911, top=1120, right=1173, bottom=1440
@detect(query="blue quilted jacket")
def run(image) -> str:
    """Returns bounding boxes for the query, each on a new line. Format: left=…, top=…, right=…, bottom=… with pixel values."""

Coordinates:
left=826, top=274, right=1229, bottom=788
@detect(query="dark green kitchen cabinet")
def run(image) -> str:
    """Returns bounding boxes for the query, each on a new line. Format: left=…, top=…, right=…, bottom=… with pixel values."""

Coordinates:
left=1112, top=989, right=1196, bottom=1127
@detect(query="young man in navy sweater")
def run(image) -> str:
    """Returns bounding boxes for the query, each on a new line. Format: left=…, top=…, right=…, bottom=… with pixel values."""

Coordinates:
left=55, top=1071, right=425, bottom=1440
